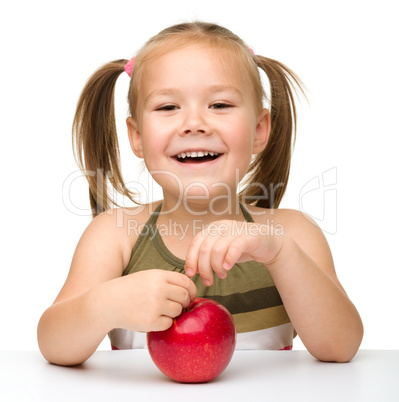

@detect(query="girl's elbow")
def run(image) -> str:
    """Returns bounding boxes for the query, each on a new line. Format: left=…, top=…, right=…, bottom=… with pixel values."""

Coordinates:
left=313, top=335, right=363, bottom=363
left=316, top=349, right=358, bottom=363
left=310, top=326, right=364, bottom=363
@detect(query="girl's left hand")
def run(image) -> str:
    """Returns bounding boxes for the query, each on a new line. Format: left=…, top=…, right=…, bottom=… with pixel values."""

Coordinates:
left=184, top=220, right=284, bottom=286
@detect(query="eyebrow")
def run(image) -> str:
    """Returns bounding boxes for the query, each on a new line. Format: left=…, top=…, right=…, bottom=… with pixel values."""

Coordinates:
left=144, top=88, right=179, bottom=105
left=144, top=85, right=243, bottom=104
left=208, top=85, right=243, bottom=97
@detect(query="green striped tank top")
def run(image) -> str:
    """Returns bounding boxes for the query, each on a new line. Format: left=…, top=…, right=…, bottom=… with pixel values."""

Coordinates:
left=109, top=203, right=294, bottom=350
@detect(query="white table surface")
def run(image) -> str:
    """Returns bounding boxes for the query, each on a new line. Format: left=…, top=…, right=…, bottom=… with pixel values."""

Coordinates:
left=0, top=349, right=398, bottom=402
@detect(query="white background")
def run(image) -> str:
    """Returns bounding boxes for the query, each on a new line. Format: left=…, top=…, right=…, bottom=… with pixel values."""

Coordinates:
left=1, top=0, right=398, bottom=352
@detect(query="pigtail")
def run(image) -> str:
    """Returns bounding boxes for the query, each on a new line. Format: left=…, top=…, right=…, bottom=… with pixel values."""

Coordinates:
left=240, top=56, right=306, bottom=209
left=72, top=59, right=137, bottom=218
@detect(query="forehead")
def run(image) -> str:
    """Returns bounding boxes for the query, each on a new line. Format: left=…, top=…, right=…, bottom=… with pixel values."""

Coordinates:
left=140, top=45, right=253, bottom=98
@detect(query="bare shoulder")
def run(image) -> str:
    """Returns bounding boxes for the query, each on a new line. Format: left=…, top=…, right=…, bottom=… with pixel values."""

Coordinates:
left=93, top=201, right=162, bottom=267
left=53, top=201, right=162, bottom=303
left=244, top=204, right=338, bottom=280
left=245, top=203, right=326, bottom=241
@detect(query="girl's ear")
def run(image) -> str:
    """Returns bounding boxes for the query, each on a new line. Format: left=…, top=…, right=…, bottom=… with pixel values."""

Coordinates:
left=252, top=108, right=271, bottom=154
left=127, top=117, right=144, bottom=158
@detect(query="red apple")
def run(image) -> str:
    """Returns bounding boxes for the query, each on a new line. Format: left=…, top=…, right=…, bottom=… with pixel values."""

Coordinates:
left=147, top=297, right=236, bottom=383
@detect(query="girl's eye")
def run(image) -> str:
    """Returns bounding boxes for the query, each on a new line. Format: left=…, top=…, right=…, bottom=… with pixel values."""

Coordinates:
left=210, top=103, right=233, bottom=109
left=155, top=104, right=179, bottom=111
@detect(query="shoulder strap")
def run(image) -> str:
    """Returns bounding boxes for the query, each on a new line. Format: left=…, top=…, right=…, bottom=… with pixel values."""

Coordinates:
left=239, top=203, right=254, bottom=223
left=128, top=202, right=162, bottom=259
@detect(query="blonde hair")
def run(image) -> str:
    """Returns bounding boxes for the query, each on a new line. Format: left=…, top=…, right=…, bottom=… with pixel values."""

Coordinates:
left=73, top=21, right=305, bottom=217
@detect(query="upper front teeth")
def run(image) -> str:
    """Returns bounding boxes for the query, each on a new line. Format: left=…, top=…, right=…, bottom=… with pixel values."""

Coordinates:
left=177, top=151, right=218, bottom=158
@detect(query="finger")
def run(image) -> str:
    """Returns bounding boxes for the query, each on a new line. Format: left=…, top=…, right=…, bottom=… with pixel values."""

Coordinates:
left=166, top=284, right=191, bottom=308
left=197, top=237, right=215, bottom=286
left=184, top=232, right=205, bottom=277
left=223, top=237, right=248, bottom=270
left=153, top=316, right=174, bottom=332
left=209, top=237, right=230, bottom=279
left=162, top=299, right=184, bottom=319
left=187, top=278, right=197, bottom=302
left=166, top=271, right=197, bottom=302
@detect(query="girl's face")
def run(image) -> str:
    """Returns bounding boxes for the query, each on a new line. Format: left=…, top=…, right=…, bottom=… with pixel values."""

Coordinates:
left=128, top=45, right=270, bottom=207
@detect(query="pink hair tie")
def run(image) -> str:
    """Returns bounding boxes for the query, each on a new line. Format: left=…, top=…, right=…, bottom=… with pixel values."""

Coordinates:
left=248, top=47, right=255, bottom=55
left=124, top=57, right=135, bottom=77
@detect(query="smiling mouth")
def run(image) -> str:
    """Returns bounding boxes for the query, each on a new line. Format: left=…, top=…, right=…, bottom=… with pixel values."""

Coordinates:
left=174, top=151, right=222, bottom=163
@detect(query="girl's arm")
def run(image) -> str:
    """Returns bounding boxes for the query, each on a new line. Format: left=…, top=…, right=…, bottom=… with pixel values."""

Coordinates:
left=184, top=210, right=363, bottom=362
left=264, top=211, right=363, bottom=362
left=38, top=208, right=196, bottom=366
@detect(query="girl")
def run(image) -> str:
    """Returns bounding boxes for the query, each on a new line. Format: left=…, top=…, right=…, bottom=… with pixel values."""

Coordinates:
left=37, top=21, right=363, bottom=366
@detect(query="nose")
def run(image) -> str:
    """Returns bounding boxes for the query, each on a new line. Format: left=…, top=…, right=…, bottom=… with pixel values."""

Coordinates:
left=180, top=107, right=210, bottom=136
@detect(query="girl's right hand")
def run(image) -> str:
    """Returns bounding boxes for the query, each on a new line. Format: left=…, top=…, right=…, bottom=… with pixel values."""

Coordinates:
left=100, top=269, right=197, bottom=333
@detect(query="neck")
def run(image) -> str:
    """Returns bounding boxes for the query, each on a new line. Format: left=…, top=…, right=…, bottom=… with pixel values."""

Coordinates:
left=158, top=194, right=245, bottom=227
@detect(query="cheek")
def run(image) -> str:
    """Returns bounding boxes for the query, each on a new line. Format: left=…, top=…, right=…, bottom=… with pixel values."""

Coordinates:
left=139, top=126, right=172, bottom=172
left=139, top=119, right=162, bottom=149
left=140, top=135, right=160, bottom=163
left=227, top=118, right=256, bottom=150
